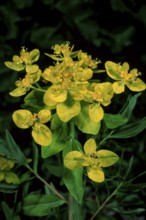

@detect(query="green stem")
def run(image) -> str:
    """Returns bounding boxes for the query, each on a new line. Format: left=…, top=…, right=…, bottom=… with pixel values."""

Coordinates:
left=27, top=166, right=68, bottom=204
left=69, top=121, right=75, bottom=139
left=68, top=194, right=73, bottom=220
left=89, top=181, right=123, bottom=220
left=68, top=194, right=83, bottom=220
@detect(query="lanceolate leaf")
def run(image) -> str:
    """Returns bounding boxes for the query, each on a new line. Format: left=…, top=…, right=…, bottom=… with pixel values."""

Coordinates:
left=63, top=167, right=84, bottom=204
left=104, top=113, right=128, bottom=129
left=111, top=207, right=145, bottom=215
left=109, top=116, right=146, bottom=139
left=23, top=194, right=65, bottom=216
left=119, top=92, right=141, bottom=119
left=0, top=130, right=28, bottom=166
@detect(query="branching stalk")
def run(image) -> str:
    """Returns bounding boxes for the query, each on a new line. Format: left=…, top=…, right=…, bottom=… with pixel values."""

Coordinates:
left=27, top=166, right=68, bottom=204
left=89, top=181, right=123, bottom=220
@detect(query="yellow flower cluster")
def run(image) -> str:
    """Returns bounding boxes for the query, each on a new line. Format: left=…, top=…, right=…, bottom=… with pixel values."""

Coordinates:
left=64, top=138, right=119, bottom=182
left=12, top=109, right=52, bottom=146
left=5, top=42, right=146, bottom=147
left=43, top=43, right=114, bottom=124
left=0, top=156, right=19, bottom=184
left=5, top=47, right=41, bottom=97
left=105, top=61, right=146, bottom=93
left=4, top=42, right=146, bottom=183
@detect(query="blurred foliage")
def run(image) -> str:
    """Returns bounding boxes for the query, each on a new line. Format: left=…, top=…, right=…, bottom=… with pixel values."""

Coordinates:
left=0, top=0, right=146, bottom=219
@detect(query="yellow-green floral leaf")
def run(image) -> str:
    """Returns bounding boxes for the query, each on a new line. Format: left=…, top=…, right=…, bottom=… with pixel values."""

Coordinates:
left=4, top=61, right=24, bottom=71
left=75, top=68, right=93, bottom=81
left=5, top=172, right=20, bottom=184
left=73, top=102, right=101, bottom=135
left=64, top=151, right=85, bottom=169
left=25, top=64, right=39, bottom=74
left=105, top=61, right=122, bottom=80
left=29, top=49, right=40, bottom=63
left=44, top=85, right=67, bottom=104
left=43, top=92, right=57, bottom=107
left=87, top=167, right=105, bottom=182
left=0, top=157, right=14, bottom=170
left=89, top=104, right=104, bottom=122
left=97, top=150, right=119, bottom=167
left=57, top=99, right=81, bottom=122
left=42, top=66, right=54, bottom=82
left=9, top=87, right=28, bottom=97
left=12, top=110, right=33, bottom=128
left=113, top=81, right=125, bottom=94
left=32, top=124, right=52, bottom=146
left=38, top=110, right=51, bottom=123
left=126, top=78, right=146, bottom=92
left=84, top=138, right=97, bottom=155
left=91, top=82, right=114, bottom=106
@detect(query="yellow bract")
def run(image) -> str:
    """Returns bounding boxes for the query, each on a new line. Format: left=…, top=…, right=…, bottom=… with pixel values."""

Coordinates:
left=89, top=103, right=104, bottom=122
left=12, top=109, right=52, bottom=146
left=57, top=99, right=81, bottom=122
left=64, top=138, right=119, bottom=182
left=105, top=61, right=146, bottom=93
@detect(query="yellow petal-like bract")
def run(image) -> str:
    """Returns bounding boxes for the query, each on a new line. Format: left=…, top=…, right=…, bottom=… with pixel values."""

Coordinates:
left=13, top=109, right=33, bottom=128
left=32, top=124, right=52, bottom=146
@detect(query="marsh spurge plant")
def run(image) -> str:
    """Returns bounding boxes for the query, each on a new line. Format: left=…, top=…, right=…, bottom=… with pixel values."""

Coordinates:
left=2, top=42, right=146, bottom=219
left=4, top=41, right=146, bottom=181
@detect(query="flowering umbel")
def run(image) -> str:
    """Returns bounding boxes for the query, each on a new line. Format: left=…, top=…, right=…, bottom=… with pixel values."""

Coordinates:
left=105, top=61, right=146, bottom=93
left=12, top=109, right=52, bottom=146
left=64, top=138, right=119, bottom=182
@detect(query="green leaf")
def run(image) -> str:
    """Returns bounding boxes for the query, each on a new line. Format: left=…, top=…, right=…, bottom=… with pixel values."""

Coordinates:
left=41, top=116, right=69, bottom=157
left=73, top=102, right=101, bottom=134
left=23, top=194, right=65, bottom=216
left=103, top=113, right=128, bottom=129
left=45, top=164, right=63, bottom=177
left=111, top=207, right=145, bottom=215
left=109, top=116, right=146, bottom=138
left=63, top=167, right=84, bottom=204
left=1, top=201, right=13, bottom=220
left=119, top=93, right=141, bottom=119
left=22, top=90, right=45, bottom=112
left=0, top=130, right=28, bottom=166
left=0, top=182, right=18, bottom=193
left=111, top=0, right=130, bottom=13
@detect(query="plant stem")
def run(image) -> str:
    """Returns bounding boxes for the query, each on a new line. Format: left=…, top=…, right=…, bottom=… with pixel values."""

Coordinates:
left=27, top=166, right=68, bottom=204
left=89, top=181, right=123, bottom=220
left=68, top=194, right=73, bottom=220
left=68, top=194, right=83, bottom=220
